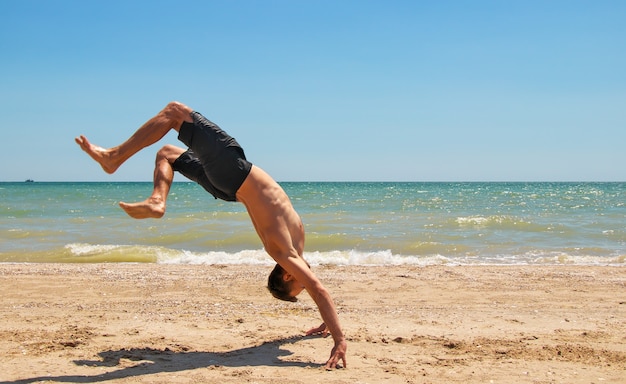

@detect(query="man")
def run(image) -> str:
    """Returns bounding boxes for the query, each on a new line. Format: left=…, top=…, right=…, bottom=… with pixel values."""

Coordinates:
left=75, top=101, right=346, bottom=369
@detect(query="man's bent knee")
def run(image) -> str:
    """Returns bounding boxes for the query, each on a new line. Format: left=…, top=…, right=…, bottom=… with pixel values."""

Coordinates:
left=157, top=145, right=186, bottom=164
left=162, top=101, right=192, bottom=121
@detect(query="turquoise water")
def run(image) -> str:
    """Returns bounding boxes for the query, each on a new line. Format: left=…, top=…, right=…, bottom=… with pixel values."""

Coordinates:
left=1, top=182, right=625, bottom=265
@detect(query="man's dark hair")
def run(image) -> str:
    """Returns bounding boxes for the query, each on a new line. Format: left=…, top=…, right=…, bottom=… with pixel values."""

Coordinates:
left=267, top=264, right=298, bottom=302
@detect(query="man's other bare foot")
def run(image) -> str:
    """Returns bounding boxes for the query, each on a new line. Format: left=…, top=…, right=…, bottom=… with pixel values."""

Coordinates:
left=74, top=135, right=119, bottom=174
left=119, top=198, right=166, bottom=219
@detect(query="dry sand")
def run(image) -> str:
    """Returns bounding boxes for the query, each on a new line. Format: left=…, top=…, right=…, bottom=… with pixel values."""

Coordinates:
left=0, top=263, right=624, bottom=383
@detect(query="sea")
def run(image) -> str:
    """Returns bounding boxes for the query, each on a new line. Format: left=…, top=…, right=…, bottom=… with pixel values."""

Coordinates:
left=1, top=182, right=625, bottom=266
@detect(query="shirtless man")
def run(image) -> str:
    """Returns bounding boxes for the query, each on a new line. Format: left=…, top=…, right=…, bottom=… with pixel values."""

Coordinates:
left=75, top=101, right=346, bottom=369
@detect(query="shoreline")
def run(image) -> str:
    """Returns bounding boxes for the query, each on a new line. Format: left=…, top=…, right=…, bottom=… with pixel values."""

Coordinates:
left=1, top=264, right=624, bottom=383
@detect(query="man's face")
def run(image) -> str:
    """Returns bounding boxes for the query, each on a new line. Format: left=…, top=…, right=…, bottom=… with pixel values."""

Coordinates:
left=288, top=281, right=305, bottom=298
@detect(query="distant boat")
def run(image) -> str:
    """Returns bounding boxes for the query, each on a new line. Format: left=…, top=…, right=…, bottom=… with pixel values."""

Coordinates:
left=25, top=179, right=34, bottom=183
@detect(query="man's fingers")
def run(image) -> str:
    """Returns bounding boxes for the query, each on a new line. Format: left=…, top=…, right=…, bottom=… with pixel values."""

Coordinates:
left=324, top=338, right=347, bottom=370
left=324, top=358, right=343, bottom=370
left=324, top=351, right=346, bottom=370
left=325, top=352, right=337, bottom=370
left=305, top=322, right=327, bottom=336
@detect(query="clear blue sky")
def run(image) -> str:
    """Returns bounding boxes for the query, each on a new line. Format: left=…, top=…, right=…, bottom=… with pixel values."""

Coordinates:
left=1, top=0, right=624, bottom=182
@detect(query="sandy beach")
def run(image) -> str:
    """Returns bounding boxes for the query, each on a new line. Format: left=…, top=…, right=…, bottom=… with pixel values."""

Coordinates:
left=1, top=263, right=624, bottom=383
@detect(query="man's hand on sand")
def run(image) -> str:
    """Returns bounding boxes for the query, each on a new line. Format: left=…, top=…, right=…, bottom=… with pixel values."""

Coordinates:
left=306, top=323, right=346, bottom=370
left=306, top=322, right=329, bottom=337
left=325, top=339, right=347, bottom=370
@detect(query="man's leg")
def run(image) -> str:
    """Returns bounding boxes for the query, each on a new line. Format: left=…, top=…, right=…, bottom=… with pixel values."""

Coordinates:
left=119, top=145, right=186, bottom=219
left=75, top=101, right=193, bottom=174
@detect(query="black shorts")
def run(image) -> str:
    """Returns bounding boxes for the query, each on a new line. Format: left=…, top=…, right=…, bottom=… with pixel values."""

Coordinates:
left=172, top=111, right=252, bottom=201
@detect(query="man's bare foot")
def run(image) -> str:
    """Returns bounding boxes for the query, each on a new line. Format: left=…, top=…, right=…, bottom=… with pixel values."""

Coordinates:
left=74, top=135, right=120, bottom=174
left=119, top=198, right=166, bottom=219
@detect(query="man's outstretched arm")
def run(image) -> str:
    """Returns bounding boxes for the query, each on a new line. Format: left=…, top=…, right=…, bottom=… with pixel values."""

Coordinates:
left=282, top=256, right=347, bottom=369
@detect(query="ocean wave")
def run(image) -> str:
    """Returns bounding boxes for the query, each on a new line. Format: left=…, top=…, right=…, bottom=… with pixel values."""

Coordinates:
left=36, top=243, right=623, bottom=266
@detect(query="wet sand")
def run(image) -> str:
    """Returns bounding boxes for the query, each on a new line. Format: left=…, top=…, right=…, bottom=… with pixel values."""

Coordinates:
left=1, top=264, right=624, bottom=383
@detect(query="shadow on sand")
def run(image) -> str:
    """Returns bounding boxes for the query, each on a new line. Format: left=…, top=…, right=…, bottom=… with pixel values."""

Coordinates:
left=2, top=334, right=322, bottom=383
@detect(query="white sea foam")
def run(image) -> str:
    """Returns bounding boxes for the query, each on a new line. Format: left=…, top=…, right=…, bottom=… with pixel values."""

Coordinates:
left=65, top=243, right=122, bottom=255
left=21, top=243, right=626, bottom=266
left=303, top=250, right=452, bottom=266
left=160, top=248, right=625, bottom=266
left=158, top=249, right=273, bottom=265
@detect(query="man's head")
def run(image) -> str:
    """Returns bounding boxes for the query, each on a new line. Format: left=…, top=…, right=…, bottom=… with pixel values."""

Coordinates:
left=267, top=263, right=308, bottom=302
